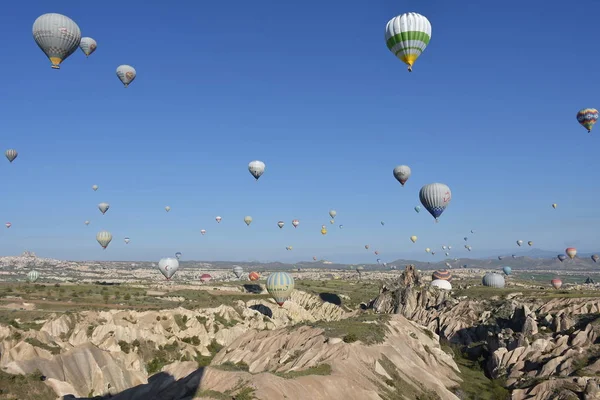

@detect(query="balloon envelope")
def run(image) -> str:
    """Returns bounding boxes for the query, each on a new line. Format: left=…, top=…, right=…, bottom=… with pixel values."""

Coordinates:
left=266, top=272, right=294, bottom=306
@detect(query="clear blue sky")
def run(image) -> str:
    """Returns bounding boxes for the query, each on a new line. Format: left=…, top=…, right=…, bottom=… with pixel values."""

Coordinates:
left=1, top=0, right=599, bottom=263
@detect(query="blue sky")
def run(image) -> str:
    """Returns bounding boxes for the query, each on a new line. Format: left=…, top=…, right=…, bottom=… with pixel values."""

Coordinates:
left=0, top=0, right=599, bottom=263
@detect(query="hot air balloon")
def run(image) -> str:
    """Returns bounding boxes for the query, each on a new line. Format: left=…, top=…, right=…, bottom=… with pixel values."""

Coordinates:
left=502, top=266, right=512, bottom=275
left=566, top=247, right=577, bottom=259
left=175, top=252, right=182, bottom=260
left=419, top=183, right=451, bottom=222
left=5, top=223, right=11, bottom=229
left=381, top=221, right=385, bottom=226
left=292, top=219, right=299, bottom=228
left=33, top=13, right=81, bottom=69
left=330, top=219, right=335, bottom=224
left=576, top=108, right=599, bottom=133
left=321, top=228, right=327, bottom=235
left=482, top=273, right=505, bottom=288
left=96, top=231, right=112, bottom=249
left=98, top=203, right=110, bottom=214
left=200, top=229, right=206, bottom=235
left=277, top=221, right=285, bottom=229
left=392, top=165, right=412, bottom=186
left=464, top=237, right=468, bottom=242
left=445, top=252, right=449, bottom=256
left=266, top=271, right=295, bottom=306
left=79, top=37, right=97, bottom=57
left=432, top=269, right=452, bottom=282
left=414, top=206, right=421, bottom=213
left=385, top=13, right=431, bottom=72
left=592, top=254, right=599, bottom=263
left=431, top=251, right=436, bottom=255
left=244, top=216, right=253, bottom=226
left=471, top=230, right=475, bottom=234
left=498, top=256, right=504, bottom=261
left=516, top=240, right=523, bottom=247
left=552, top=203, right=557, bottom=209
left=512, top=254, right=516, bottom=259
left=92, top=185, right=98, bottom=191
left=431, top=279, right=452, bottom=290
left=425, top=248, right=431, bottom=253
left=233, top=266, right=243, bottom=278
left=215, top=216, right=222, bottom=223
left=558, top=254, right=567, bottom=262
left=84, top=220, right=90, bottom=226
left=248, top=271, right=260, bottom=281
left=116, top=65, right=136, bottom=87
left=5, top=149, right=17, bottom=163
left=158, top=257, right=179, bottom=280
left=165, top=206, right=171, bottom=212
left=448, top=246, right=452, bottom=250
left=27, top=270, right=40, bottom=283
left=248, top=160, right=265, bottom=181
left=442, top=246, right=447, bottom=250
left=200, top=274, right=212, bottom=283
left=124, top=237, right=130, bottom=244
left=313, top=256, right=317, bottom=261
left=374, top=251, right=379, bottom=255
left=528, top=241, right=533, bottom=247
left=286, top=246, right=293, bottom=251
left=551, top=278, right=562, bottom=289
left=329, top=210, right=337, bottom=219
left=339, top=224, right=343, bottom=229
left=410, top=236, right=417, bottom=243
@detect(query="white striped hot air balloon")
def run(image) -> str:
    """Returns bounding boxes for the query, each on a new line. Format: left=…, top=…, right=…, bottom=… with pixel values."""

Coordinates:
left=266, top=272, right=295, bottom=306
left=385, top=13, right=432, bottom=72
left=96, top=231, right=112, bottom=249
left=27, top=270, right=40, bottom=283
left=5, top=149, right=17, bottom=163
left=419, top=183, right=451, bottom=222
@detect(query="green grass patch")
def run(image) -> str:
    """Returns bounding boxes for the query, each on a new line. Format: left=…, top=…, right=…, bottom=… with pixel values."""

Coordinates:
left=0, top=369, right=57, bottom=400
left=24, top=338, right=61, bottom=355
left=274, top=363, right=332, bottom=379
left=375, top=355, right=441, bottom=400
left=213, top=361, right=250, bottom=372
left=307, top=312, right=390, bottom=345
left=293, top=279, right=380, bottom=308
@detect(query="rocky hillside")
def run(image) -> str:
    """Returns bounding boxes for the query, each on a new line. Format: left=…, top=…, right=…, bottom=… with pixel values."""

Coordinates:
left=0, top=289, right=463, bottom=399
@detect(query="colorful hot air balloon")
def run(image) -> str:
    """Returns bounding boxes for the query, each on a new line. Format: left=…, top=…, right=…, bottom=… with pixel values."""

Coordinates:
left=79, top=37, right=97, bottom=57
left=27, top=270, right=40, bottom=283
left=558, top=254, right=567, bottom=262
left=576, top=108, right=599, bottom=133
left=92, top=185, right=98, bottom=191
left=392, top=165, right=412, bottom=186
left=244, top=216, right=253, bottom=226
left=248, top=160, right=265, bottom=180
left=200, top=229, right=206, bottom=235
left=277, top=221, right=285, bottom=229
left=158, top=257, right=179, bottom=280
left=410, top=236, right=417, bottom=243
left=266, top=271, right=295, bottom=306
left=248, top=271, right=260, bottom=281
left=321, top=228, right=327, bottom=235
left=33, top=13, right=82, bottom=69
left=5, top=222, right=11, bottom=229
left=5, top=149, right=18, bottom=163
left=502, top=266, right=512, bottom=275
left=116, top=65, right=136, bottom=87
left=566, top=247, right=577, bottom=259
left=215, top=216, right=222, bottom=223
left=292, top=219, right=299, bottom=228
left=432, top=269, right=452, bottom=282
left=592, top=254, right=599, bottom=263
left=419, top=183, right=451, bottom=222
left=385, top=13, right=431, bottom=72
left=97, top=201, right=110, bottom=215
left=96, top=231, right=112, bottom=249
left=551, top=278, right=563, bottom=289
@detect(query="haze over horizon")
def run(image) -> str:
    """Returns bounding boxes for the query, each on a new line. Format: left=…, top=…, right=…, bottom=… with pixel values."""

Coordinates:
left=1, top=0, right=599, bottom=263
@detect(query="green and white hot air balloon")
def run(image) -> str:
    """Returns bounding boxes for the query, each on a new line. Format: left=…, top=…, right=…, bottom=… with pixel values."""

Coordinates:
left=385, top=12, right=431, bottom=72
left=96, top=231, right=112, bottom=249
left=27, top=270, right=40, bottom=283
left=33, top=13, right=82, bottom=69
left=266, top=271, right=295, bottom=306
